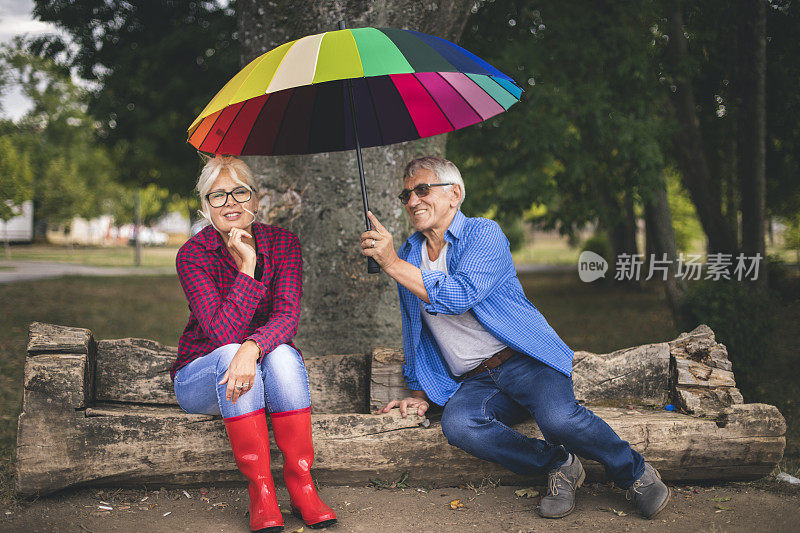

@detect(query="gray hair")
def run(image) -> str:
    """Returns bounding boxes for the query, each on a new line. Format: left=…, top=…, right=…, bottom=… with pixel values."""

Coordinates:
left=403, top=156, right=465, bottom=207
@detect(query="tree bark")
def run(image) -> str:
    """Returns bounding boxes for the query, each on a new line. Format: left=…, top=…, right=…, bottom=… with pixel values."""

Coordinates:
left=15, top=323, right=786, bottom=496
left=666, top=6, right=739, bottom=256
left=737, top=0, right=768, bottom=288
left=643, top=175, right=686, bottom=321
left=236, top=0, right=474, bottom=355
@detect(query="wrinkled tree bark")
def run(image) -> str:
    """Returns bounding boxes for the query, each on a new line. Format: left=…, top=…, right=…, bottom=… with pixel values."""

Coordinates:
left=237, top=0, right=474, bottom=355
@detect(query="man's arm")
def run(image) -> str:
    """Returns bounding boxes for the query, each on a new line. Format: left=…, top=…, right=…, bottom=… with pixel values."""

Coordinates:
left=361, top=211, right=512, bottom=315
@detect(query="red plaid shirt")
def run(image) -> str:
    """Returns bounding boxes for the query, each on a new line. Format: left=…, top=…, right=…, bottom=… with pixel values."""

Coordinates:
left=171, top=222, right=302, bottom=380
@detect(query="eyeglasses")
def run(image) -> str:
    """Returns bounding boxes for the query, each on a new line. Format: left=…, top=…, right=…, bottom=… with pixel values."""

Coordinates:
left=398, top=183, right=453, bottom=204
left=205, top=186, right=252, bottom=208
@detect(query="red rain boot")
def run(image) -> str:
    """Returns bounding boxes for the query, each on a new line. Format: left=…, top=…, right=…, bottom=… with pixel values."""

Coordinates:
left=271, top=408, right=337, bottom=529
left=224, top=409, right=284, bottom=532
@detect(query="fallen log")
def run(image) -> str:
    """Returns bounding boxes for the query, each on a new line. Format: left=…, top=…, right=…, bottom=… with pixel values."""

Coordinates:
left=15, top=323, right=785, bottom=496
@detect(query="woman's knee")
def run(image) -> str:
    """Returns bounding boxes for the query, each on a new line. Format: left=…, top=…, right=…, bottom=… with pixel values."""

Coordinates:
left=260, top=344, right=305, bottom=380
left=212, top=343, right=241, bottom=374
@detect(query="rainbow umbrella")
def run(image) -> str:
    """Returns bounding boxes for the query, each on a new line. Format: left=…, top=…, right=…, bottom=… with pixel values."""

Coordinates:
left=187, top=23, right=522, bottom=271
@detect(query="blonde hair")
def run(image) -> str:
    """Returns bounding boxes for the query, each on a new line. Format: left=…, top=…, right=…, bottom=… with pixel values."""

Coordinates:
left=196, top=155, right=258, bottom=230
left=403, top=156, right=465, bottom=207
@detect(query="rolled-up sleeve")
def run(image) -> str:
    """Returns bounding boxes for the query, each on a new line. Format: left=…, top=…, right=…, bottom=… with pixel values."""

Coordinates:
left=422, top=220, right=512, bottom=315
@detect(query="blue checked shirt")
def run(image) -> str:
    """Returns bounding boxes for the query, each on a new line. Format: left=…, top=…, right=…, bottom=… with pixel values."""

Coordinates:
left=397, top=210, right=575, bottom=406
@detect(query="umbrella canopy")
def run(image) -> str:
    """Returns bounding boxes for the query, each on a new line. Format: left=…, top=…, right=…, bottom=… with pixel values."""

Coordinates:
left=187, top=27, right=523, bottom=155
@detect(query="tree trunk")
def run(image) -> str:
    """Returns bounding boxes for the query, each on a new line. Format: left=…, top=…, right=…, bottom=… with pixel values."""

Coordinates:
left=237, top=1, right=474, bottom=355
left=737, top=0, right=768, bottom=288
left=644, top=175, right=686, bottom=321
left=666, top=6, right=739, bottom=256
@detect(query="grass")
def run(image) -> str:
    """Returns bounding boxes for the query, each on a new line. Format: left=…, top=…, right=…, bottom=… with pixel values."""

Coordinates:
left=0, top=270, right=797, bottom=501
left=513, top=239, right=582, bottom=266
left=2, top=244, right=180, bottom=267
left=0, top=275, right=189, bottom=502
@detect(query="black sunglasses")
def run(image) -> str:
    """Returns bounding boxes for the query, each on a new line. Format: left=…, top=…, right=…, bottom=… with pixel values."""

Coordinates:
left=398, top=183, right=454, bottom=204
left=205, top=186, right=252, bottom=208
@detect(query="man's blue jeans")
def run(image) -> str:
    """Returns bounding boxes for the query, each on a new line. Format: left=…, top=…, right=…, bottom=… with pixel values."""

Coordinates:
left=441, top=353, right=645, bottom=489
left=173, top=343, right=311, bottom=419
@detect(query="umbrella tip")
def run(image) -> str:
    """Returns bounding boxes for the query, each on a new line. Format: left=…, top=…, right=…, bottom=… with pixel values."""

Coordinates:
left=338, top=20, right=346, bottom=30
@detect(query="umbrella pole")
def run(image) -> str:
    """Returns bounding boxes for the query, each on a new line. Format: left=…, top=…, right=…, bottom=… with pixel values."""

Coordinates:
left=341, top=20, right=380, bottom=274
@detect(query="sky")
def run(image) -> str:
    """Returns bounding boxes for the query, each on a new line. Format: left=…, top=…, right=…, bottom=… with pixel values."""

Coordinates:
left=0, top=0, right=65, bottom=120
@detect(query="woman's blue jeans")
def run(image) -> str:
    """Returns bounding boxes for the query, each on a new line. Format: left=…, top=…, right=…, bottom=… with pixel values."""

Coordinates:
left=173, top=343, right=311, bottom=419
left=441, top=353, right=645, bottom=489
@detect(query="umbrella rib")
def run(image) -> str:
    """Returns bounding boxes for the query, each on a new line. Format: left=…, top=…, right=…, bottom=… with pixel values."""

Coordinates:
left=196, top=110, right=227, bottom=152
left=362, top=78, right=385, bottom=147
left=272, top=88, right=297, bottom=154
left=435, top=72, right=484, bottom=123
left=215, top=102, right=248, bottom=155
left=412, top=73, right=456, bottom=132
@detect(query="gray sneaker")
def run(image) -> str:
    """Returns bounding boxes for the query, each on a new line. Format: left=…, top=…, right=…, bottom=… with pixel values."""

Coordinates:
left=626, top=462, right=671, bottom=519
left=537, top=454, right=585, bottom=519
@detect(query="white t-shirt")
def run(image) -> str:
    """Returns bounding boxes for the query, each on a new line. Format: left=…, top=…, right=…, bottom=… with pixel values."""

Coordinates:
left=419, top=241, right=507, bottom=376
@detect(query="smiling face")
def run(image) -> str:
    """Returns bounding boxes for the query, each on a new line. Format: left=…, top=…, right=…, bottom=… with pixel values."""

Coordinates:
left=205, top=170, right=259, bottom=235
left=403, top=168, right=461, bottom=235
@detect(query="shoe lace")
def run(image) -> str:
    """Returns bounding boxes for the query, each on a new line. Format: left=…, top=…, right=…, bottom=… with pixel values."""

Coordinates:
left=547, top=471, right=570, bottom=497
left=625, top=480, right=644, bottom=501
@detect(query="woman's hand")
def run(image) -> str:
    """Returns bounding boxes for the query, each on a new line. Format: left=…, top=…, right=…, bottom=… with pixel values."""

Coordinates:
left=226, top=227, right=256, bottom=277
left=219, top=340, right=260, bottom=404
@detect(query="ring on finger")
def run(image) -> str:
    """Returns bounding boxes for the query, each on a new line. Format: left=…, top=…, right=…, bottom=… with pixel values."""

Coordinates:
left=370, top=239, right=376, bottom=248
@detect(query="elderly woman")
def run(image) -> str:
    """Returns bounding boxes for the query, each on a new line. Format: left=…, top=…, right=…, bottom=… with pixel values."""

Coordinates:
left=170, top=156, right=336, bottom=532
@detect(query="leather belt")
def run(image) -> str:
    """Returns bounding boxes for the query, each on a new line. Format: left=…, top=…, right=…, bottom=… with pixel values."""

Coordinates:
left=458, top=346, right=517, bottom=381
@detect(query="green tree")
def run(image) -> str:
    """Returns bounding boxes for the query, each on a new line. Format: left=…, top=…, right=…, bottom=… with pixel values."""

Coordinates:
left=0, top=136, right=33, bottom=255
left=1, top=42, right=119, bottom=233
left=448, top=0, right=669, bottom=262
left=30, top=0, right=239, bottom=196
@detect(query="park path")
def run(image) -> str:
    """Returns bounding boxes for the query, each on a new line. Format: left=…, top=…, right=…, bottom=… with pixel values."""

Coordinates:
left=0, top=260, right=175, bottom=284
left=0, top=260, right=575, bottom=284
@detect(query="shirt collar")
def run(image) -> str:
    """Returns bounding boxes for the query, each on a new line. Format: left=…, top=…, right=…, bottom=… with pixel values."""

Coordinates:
left=195, top=223, right=268, bottom=258
left=407, top=209, right=466, bottom=248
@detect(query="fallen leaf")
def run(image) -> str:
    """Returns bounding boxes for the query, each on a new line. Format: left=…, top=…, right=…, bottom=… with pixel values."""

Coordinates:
left=292, top=528, right=304, bottom=533
left=514, top=488, right=540, bottom=499
left=709, top=497, right=731, bottom=502
left=449, top=499, right=464, bottom=510
left=600, top=507, right=627, bottom=517
left=715, top=505, right=731, bottom=511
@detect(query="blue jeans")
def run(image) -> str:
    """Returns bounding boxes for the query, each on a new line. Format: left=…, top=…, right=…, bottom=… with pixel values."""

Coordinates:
left=440, top=353, right=645, bottom=489
left=174, top=343, right=311, bottom=419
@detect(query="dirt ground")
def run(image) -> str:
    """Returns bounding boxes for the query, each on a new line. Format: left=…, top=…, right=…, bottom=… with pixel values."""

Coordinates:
left=1, top=479, right=798, bottom=533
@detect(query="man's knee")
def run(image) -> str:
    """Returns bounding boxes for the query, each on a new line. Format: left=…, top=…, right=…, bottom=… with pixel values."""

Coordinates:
left=441, top=406, right=484, bottom=452
left=536, top=402, right=592, bottom=443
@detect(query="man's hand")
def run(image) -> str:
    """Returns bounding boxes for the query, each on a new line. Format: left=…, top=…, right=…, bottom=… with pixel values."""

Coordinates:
left=377, top=396, right=430, bottom=418
left=361, top=211, right=399, bottom=270
left=219, top=340, right=260, bottom=404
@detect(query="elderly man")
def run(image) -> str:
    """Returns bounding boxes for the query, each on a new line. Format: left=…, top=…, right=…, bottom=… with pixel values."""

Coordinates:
left=360, top=156, right=670, bottom=519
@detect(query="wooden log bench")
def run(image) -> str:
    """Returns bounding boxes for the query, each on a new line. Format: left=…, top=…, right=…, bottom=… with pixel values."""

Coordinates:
left=15, top=323, right=786, bottom=496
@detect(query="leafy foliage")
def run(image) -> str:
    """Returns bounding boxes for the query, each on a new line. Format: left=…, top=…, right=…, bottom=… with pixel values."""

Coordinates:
left=0, top=136, right=33, bottom=223
left=30, top=0, right=239, bottom=195
left=1, top=42, right=118, bottom=227
left=449, top=0, right=670, bottom=238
